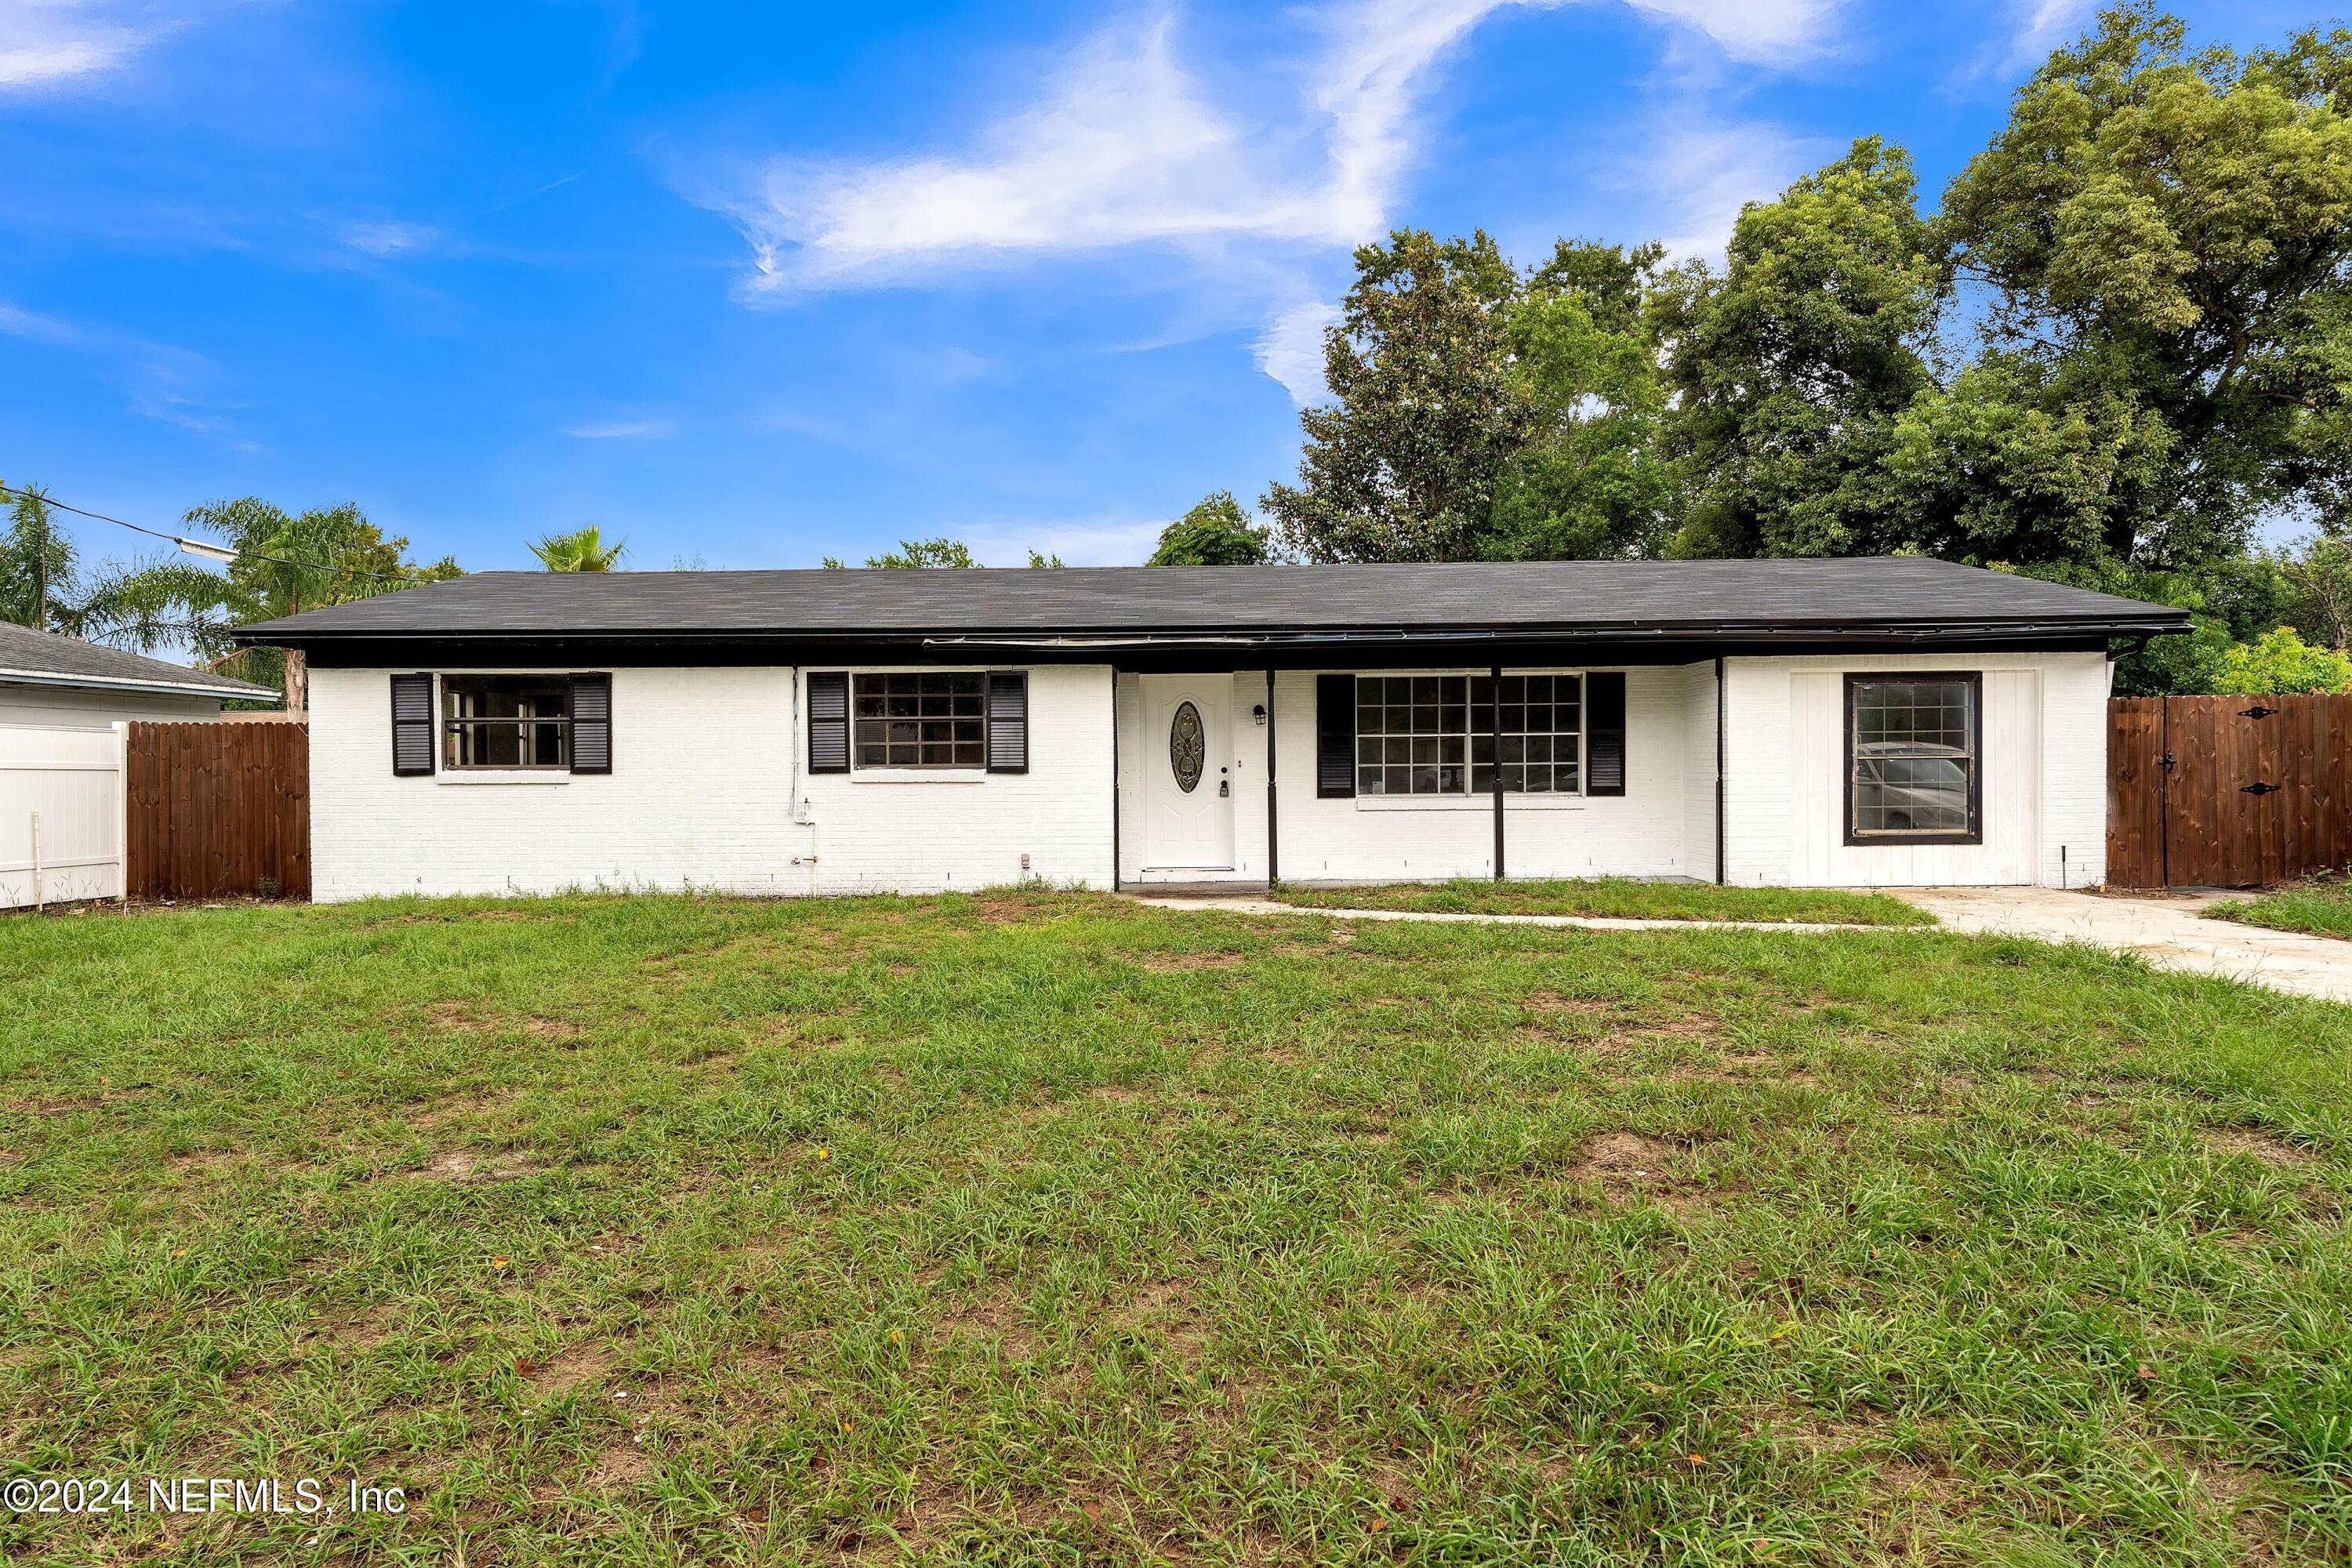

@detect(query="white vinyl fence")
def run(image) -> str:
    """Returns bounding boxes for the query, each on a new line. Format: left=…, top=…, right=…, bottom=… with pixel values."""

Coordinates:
left=0, top=723, right=127, bottom=909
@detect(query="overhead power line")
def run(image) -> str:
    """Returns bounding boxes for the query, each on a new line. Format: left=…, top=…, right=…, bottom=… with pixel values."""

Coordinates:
left=0, top=483, right=423, bottom=583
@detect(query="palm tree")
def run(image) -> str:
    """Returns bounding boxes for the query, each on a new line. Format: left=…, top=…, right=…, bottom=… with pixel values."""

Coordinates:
left=0, top=483, right=241, bottom=655
left=181, top=497, right=462, bottom=713
left=530, top=525, right=626, bottom=572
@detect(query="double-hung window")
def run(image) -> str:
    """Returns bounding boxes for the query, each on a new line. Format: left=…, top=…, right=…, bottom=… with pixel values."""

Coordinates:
left=853, top=672, right=986, bottom=769
left=1846, top=673, right=1980, bottom=844
left=443, top=674, right=571, bottom=770
left=1351, top=673, right=1584, bottom=796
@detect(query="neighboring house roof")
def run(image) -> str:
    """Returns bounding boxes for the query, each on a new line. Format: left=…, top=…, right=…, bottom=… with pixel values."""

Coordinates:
left=236, top=557, right=2193, bottom=652
left=0, top=619, right=278, bottom=701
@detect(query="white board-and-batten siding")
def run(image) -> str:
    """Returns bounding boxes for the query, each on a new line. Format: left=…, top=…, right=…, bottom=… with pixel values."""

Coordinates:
left=307, top=649, right=2103, bottom=902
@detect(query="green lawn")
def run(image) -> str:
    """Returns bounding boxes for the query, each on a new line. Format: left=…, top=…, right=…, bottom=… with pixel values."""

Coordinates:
left=1270, top=877, right=1934, bottom=927
left=2209, top=876, right=2352, bottom=941
left=2, top=891, right=2347, bottom=1565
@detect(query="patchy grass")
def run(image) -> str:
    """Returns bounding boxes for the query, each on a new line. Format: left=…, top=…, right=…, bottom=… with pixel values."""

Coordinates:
left=1271, top=877, right=1935, bottom=927
left=2210, top=875, right=2352, bottom=941
left=2, top=890, right=2347, bottom=1565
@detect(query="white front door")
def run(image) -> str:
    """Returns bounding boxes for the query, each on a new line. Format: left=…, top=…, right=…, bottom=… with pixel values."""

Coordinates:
left=1141, top=674, right=1235, bottom=870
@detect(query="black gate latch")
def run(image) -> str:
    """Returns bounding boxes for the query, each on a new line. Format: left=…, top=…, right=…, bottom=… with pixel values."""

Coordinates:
left=2241, top=782, right=2279, bottom=795
left=2238, top=705, right=2279, bottom=719
left=2159, top=752, right=2176, bottom=772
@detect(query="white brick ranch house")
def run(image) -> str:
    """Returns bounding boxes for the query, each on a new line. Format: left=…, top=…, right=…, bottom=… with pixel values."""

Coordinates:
left=233, top=557, right=2189, bottom=902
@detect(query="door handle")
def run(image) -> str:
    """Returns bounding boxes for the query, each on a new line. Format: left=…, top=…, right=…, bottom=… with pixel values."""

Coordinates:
left=2241, top=782, right=2278, bottom=795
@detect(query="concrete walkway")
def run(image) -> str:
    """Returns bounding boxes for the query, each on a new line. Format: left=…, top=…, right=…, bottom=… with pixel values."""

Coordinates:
left=1895, top=886, right=2352, bottom=1004
left=1126, top=887, right=2352, bottom=1005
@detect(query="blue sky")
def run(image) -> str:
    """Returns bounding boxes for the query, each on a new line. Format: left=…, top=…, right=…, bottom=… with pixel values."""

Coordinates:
left=0, top=0, right=2313, bottom=577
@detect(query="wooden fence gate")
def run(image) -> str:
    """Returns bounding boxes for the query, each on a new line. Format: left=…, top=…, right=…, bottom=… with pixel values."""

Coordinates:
left=126, top=722, right=310, bottom=900
left=2107, top=695, right=2352, bottom=889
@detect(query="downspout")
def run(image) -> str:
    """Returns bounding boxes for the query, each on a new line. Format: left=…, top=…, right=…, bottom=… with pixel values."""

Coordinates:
left=1714, top=656, right=1726, bottom=885
left=787, top=665, right=818, bottom=891
left=1264, top=668, right=1279, bottom=886
left=1491, top=663, right=1505, bottom=880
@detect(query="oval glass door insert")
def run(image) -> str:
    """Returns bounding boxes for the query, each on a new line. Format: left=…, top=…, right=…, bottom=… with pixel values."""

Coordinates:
left=1170, top=701, right=1205, bottom=793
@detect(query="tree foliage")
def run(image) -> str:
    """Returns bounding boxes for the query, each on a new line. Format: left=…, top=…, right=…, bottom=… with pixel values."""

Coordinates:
left=530, top=525, right=626, bottom=571
left=181, top=496, right=461, bottom=708
left=1262, top=230, right=1675, bottom=563
left=1148, top=492, right=1272, bottom=565
left=0, top=483, right=244, bottom=654
left=1939, top=4, right=2352, bottom=565
left=1262, top=230, right=1527, bottom=563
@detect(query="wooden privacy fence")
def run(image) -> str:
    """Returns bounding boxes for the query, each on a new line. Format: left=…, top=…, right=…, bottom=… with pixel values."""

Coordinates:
left=2107, top=695, right=2352, bottom=889
left=126, top=721, right=310, bottom=900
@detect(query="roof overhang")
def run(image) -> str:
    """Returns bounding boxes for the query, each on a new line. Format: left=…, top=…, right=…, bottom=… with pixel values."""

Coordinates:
left=0, top=666, right=279, bottom=702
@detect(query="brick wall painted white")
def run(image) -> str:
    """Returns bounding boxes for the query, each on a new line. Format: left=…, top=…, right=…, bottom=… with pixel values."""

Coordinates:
left=1260, top=666, right=1700, bottom=884
left=310, top=651, right=2104, bottom=899
left=309, top=665, right=1115, bottom=902
left=1720, top=650, right=2107, bottom=889
left=800, top=663, right=1115, bottom=895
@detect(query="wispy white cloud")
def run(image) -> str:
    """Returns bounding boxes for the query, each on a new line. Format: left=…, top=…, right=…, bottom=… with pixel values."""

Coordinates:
left=332, top=219, right=442, bottom=258
left=1254, top=299, right=1339, bottom=406
left=1639, top=118, right=1827, bottom=262
left=1955, top=0, right=2092, bottom=83
left=964, top=516, right=1168, bottom=568
left=1624, top=0, right=1841, bottom=64
left=0, top=296, right=250, bottom=446
left=0, top=2, right=145, bottom=89
left=708, top=0, right=1843, bottom=296
left=562, top=418, right=679, bottom=441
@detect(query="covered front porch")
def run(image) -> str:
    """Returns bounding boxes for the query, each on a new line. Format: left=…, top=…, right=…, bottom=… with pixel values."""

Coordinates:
left=1110, top=661, right=1722, bottom=890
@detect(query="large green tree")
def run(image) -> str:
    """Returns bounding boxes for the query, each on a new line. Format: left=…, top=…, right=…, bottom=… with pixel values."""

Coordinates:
left=1262, top=231, right=1675, bottom=563
left=1148, top=492, right=1271, bottom=565
left=1656, top=136, right=1943, bottom=560
left=1487, top=240, right=1678, bottom=561
left=183, top=497, right=461, bottom=712
left=1262, top=230, right=1526, bottom=563
left=1937, top=5, right=2352, bottom=568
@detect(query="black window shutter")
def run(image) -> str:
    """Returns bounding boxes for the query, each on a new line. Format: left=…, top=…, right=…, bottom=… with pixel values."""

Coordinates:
left=807, top=671, right=849, bottom=774
left=568, top=673, right=612, bottom=775
left=986, top=670, right=1029, bottom=773
left=1588, top=671, right=1627, bottom=796
left=1316, top=673, right=1356, bottom=798
left=390, top=672, right=434, bottom=776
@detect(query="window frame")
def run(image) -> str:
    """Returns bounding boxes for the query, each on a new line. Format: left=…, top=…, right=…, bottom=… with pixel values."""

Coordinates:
left=849, top=669, right=989, bottom=773
left=1842, top=671, right=1983, bottom=847
left=1352, top=672, right=1473, bottom=797
left=1347, top=670, right=1587, bottom=800
left=439, top=673, right=573, bottom=772
left=1478, top=670, right=1586, bottom=797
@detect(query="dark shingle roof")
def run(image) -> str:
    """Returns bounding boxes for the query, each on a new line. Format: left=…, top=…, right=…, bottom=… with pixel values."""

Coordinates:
left=0, top=620, right=278, bottom=699
left=234, top=557, right=2189, bottom=647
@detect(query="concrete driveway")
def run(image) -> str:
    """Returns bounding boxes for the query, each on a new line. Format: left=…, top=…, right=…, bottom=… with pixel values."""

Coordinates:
left=1894, top=887, right=2352, bottom=1004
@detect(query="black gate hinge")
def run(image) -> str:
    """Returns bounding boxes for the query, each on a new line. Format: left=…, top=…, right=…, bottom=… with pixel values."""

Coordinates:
left=2241, top=782, right=2279, bottom=795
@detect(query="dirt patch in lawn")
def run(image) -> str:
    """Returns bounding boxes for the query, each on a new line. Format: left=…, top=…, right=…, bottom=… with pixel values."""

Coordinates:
left=2201, top=1127, right=2317, bottom=1167
left=416, top=1146, right=548, bottom=1182
left=1569, top=1131, right=1729, bottom=1215
left=1138, top=951, right=1252, bottom=972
